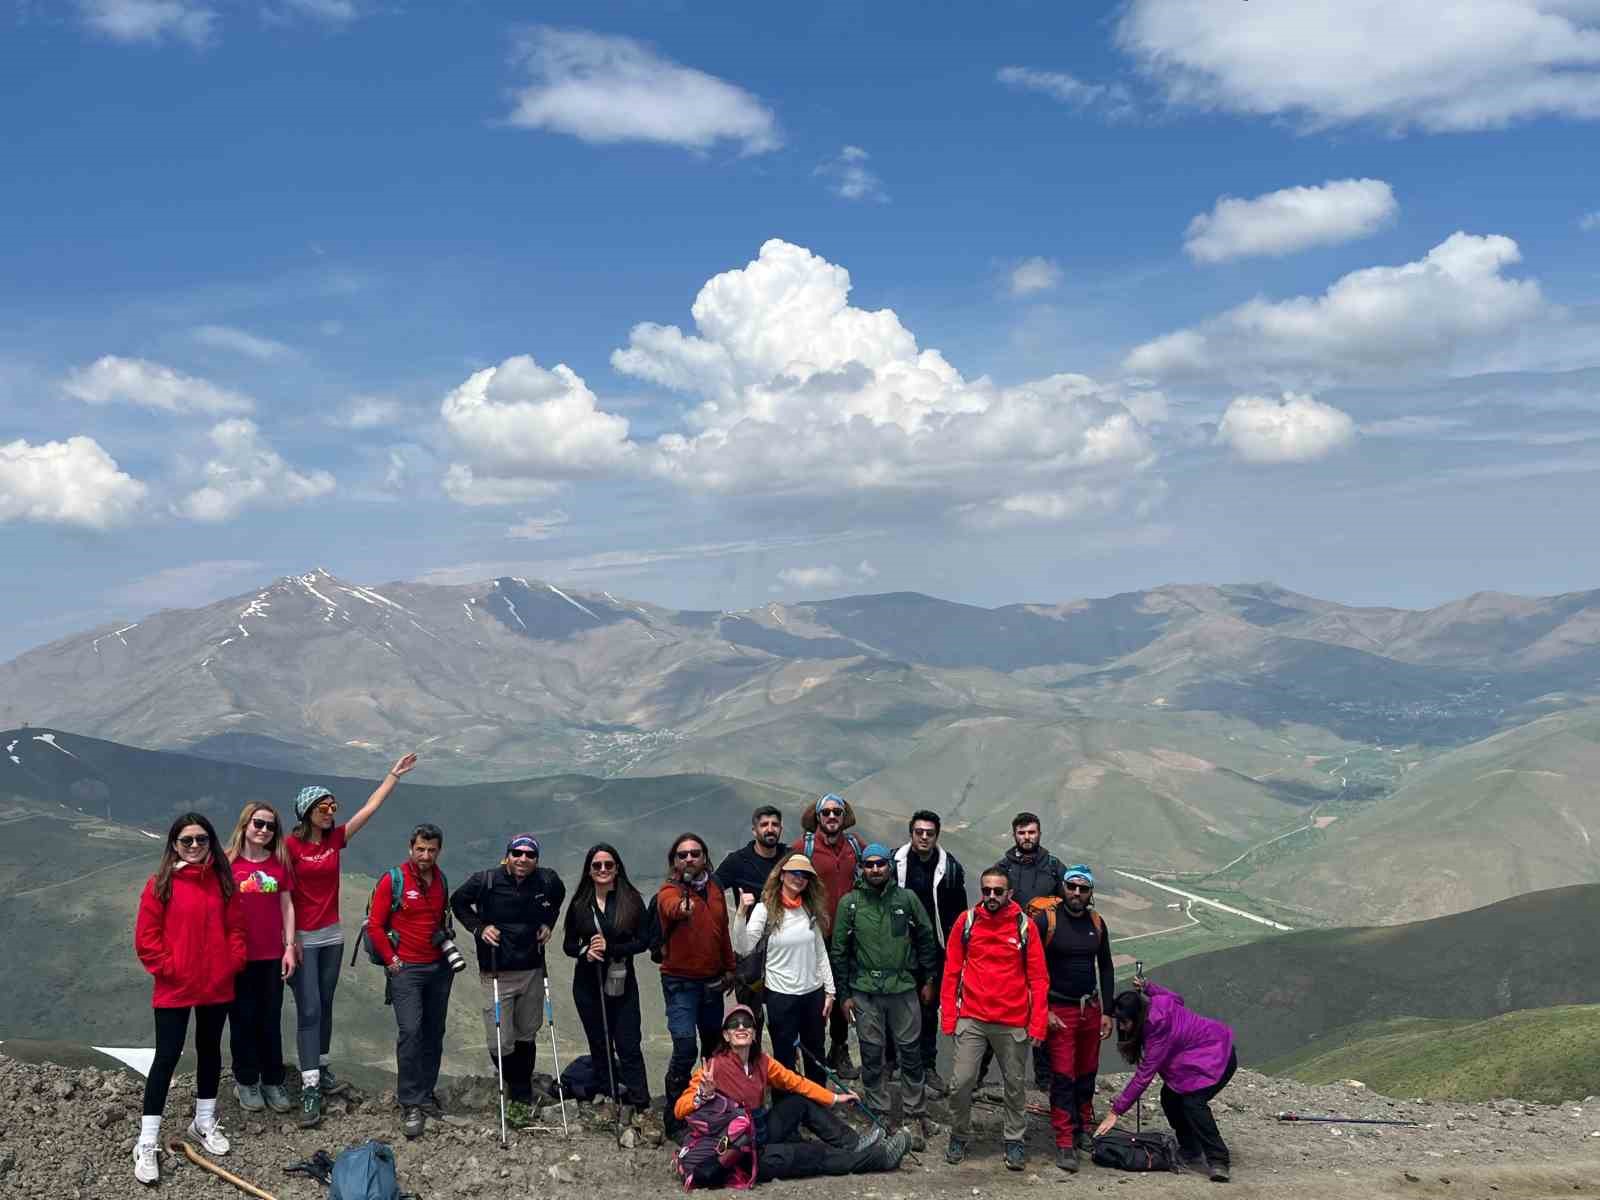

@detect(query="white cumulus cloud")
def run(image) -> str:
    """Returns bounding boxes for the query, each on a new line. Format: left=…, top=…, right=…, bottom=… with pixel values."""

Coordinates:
left=1010, top=257, right=1063, bottom=295
left=328, top=395, right=404, bottom=430
left=178, top=419, right=335, bottom=521
left=64, top=355, right=254, bottom=415
left=79, top=0, right=216, bottom=46
left=777, top=565, right=849, bottom=591
left=1126, top=232, right=1548, bottom=384
left=816, top=146, right=889, bottom=203
left=1118, top=0, right=1600, bottom=132
left=506, top=28, right=780, bottom=154
left=506, top=511, right=571, bottom=541
left=440, top=355, right=634, bottom=505
left=1185, top=179, right=1398, bottom=263
left=0, top=436, right=147, bottom=529
left=1217, top=393, right=1357, bottom=463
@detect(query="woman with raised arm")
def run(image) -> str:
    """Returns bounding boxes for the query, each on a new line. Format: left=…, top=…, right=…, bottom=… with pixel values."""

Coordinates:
left=672, top=1006, right=910, bottom=1188
left=224, top=801, right=298, bottom=1116
left=561, top=843, right=650, bottom=1118
left=132, top=813, right=247, bottom=1187
left=732, top=853, right=834, bottom=1084
left=285, top=751, right=417, bottom=1127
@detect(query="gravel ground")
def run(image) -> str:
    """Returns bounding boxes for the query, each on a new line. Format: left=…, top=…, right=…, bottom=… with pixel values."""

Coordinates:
left=4, top=1053, right=1598, bottom=1199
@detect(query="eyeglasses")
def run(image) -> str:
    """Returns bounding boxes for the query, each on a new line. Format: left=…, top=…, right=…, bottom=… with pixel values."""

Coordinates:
left=1064, top=883, right=1092, bottom=894
left=177, top=835, right=211, bottom=849
left=980, top=886, right=1007, bottom=897
left=675, top=849, right=704, bottom=860
left=315, top=801, right=338, bottom=814
left=723, top=1018, right=755, bottom=1031
left=590, top=860, right=616, bottom=872
left=249, top=818, right=277, bottom=832
left=507, top=849, right=538, bottom=860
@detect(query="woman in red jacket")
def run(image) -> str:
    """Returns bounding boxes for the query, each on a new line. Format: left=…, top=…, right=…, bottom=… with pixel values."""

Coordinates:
left=132, top=812, right=247, bottom=1187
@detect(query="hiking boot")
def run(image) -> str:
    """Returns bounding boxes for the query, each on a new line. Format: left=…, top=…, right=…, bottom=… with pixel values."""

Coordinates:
left=403, top=1106, right=425, bottom=1139
left=868, top=1129, right=912, bottom=1171
left=944, top=1134, right=967, bottom=1165
left=187, top=1118, right=230, bottom=1156
left=924, top=1067, right=948, bottom=1097
left=261, top=1084, right=293, bottom=1113
left=133, top=1142, right=159, bottom=1186
left=1004, top=1140, right=1026, bottom=1171
left=299, top=1084, right=323, bottom=1129
left=319, top=1066, right=351, bottom=1096
left=233, top=1082, right=265, bottom=1112
left=829, top=1043, right=859, bottom=1081
left=852, top=1125, right=884, bottom=1153
left=506, top=1100, right=534, bottom=1129
left=1208, top=1161, right=1230, bottom=1183
left=619, top=1103, right=637, bottom=1127
left=421, top=1092, right=445, bottom=1119
left=916, top=1116, right=942, bottom=1146
left=1074, top=1129, right=1095, bottom=1154
left=898, top=1122, right=926, bottom=1152
left=1056, top=1144, right=1080, bottom=1173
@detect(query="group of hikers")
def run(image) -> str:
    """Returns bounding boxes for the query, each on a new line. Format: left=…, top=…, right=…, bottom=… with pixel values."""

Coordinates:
left=131, top=761, right=1240, bottom=1187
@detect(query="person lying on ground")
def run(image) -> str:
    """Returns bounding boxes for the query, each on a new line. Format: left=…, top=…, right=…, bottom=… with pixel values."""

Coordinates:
left=672, top=1006, right=911, bottom=1187
left=1095, top=978, right=1239, bottom=1183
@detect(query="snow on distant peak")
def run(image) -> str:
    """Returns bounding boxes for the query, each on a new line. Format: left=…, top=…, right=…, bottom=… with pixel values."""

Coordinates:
left=90, top=622, right=139, bottom=654
left=296, top=573, right=344, bottom=622
left=546, top=583, right=600, bottom=621
left=338, top=584, right=407, bottom=612
left=33, top=733, right=78, bottom=758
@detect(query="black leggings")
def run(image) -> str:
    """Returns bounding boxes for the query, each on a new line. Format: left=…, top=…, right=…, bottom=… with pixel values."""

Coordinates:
left=763, top=988, right=827, bottom=1084
left=144, top=1004, right=228, bottom=1117
left=230, top=960, right=286, bottom=1087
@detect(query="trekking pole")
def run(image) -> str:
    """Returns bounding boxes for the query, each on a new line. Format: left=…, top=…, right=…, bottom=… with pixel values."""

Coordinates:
left=542, top=971, right=571, bottom=1136
left=1276, top=1113, right=1420, bottom=1126
left=1133, top=960, right=1144, bottom=1136
left=596, top=958, right=622, bottom=1137
left=797, top=1039, right=921, bottom=1167
left=168, top=1140, right=279, bottom=1200
left=491, top=944, right=507, bottom=1148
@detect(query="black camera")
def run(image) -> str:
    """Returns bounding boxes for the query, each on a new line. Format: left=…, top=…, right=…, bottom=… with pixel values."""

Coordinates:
left=433, top=928, right=467, bottom=974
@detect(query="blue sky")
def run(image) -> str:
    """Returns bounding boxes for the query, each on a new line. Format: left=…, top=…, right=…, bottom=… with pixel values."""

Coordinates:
left=3, top=0, right=1599, bottom=658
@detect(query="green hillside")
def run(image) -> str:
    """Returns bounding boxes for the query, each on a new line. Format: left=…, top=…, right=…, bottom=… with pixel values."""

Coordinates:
left=1154, top=883, right=1600, bottom=1062
left=1266, top=1007, right=1600, bottom=1104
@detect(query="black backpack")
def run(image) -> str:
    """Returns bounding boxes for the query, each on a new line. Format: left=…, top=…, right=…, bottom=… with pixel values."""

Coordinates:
left=643, top=893, right=668, bottom=964
left=1091, top=1130, right=1180, bottom=1172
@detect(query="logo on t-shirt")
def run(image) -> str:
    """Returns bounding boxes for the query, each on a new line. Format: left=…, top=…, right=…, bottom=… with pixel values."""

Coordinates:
left=240, top=869, right=280, bottom=894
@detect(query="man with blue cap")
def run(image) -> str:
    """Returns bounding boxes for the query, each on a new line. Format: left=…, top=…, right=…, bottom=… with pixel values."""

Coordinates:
left=830, top=842, right=941, bottom=1148
left=450, top=833, right=566, bottom=1116
left=1036, top=863, right=1116, bottom=1172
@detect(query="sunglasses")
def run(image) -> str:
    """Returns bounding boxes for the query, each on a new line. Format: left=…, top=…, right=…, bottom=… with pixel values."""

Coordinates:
left=980, top=886, right=1008, bottom=897
left=782, top=869, right=811, bottom=879
left=177, top=835, right=211, bottom=849
left=818, top=808, right=844, bottom=818
left=723, top=1018, right=755, bottom=1032
left=249, top=818, right=277, bottom=832
left=863, top=860, right=890, bottom=869
left=911, top=828, right=937, bottom=837
left=590, top=860, right=617, bottom=872
left=314, top=801, right=339, bottom=814
left=507, top=849, right=538, bottom=860
left=674, top=849, right=704, bottom=860
left=1065, top=883, right=1092, bottom=894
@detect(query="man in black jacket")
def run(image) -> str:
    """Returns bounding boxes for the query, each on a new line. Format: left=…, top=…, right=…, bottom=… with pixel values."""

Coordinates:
left=892, top=810, right=967, bottom=1096
left=999, top=812, right=1069, bottom=905
left=450, top=833, right=566, bottom=1106
left=714, top=805, right=785, bottom=1045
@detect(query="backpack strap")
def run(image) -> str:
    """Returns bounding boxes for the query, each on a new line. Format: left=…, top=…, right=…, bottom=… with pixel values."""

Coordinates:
left=387, top=866, right=404, bottom=914
left=803, top=831, right=814, bottom=858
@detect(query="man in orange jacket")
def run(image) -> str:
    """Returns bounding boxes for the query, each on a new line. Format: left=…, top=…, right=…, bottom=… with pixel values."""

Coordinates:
left=940, top=866, right=1048, bottom=1172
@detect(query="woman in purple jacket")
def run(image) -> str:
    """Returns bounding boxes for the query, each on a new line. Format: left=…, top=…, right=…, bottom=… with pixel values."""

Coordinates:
left=1094, top=979, right=1237, bottom=1182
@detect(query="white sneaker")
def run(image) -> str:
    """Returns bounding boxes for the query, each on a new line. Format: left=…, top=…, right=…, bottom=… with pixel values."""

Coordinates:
left=188, top=1118, right=231, bottom=1155
left=133, top=1142, right=160, bottom=1185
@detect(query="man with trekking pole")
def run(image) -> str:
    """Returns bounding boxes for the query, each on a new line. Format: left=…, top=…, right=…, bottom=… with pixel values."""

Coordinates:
left=450, top=833, right=566, bottom=1124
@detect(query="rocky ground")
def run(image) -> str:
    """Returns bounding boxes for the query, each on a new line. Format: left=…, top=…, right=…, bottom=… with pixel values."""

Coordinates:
left=3, top=1053, right=1599, bottom=1200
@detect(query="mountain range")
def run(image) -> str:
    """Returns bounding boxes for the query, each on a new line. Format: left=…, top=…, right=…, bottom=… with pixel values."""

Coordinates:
left=4, top=569, right=1600, bottom=924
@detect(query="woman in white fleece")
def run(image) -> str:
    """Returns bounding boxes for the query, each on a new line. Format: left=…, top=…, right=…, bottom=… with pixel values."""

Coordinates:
left=734, top=853, right=835, bottom=1084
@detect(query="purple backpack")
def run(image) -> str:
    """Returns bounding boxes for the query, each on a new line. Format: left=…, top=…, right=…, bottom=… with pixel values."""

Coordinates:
left=674, top=1094, right=758, bottom=1191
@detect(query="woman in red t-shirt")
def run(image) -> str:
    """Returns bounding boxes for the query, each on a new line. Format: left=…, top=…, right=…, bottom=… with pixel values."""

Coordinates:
left=131, top=812, right=247, bottom=1187
left=224, top=801, right=297, bottom=1116
left=285, top=752, right=417, bottom=1127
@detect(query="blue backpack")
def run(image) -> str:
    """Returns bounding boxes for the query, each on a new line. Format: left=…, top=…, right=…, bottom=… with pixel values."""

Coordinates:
left=330, top=1140, right=399, bottom=1200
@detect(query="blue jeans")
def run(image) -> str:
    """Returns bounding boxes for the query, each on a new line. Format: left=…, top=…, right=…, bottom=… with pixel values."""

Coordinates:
left=661, top=975, right=724, bottom=1098
left=290, top=941, right=343, bottom=1075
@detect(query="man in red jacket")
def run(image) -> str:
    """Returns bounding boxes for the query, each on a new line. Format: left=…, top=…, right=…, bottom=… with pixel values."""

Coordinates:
left=940, top=866, right=1048, bottom=1172
left=793, top=792, right=868, bottom=1079
left=369, top=823, right=455, bottom=1140
left=656, top=832, right=735, bottom=1125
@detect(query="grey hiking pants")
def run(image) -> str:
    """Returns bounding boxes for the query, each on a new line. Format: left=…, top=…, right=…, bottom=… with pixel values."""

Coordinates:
left=949, top=1018, right=1030, bottom=1142
left=852, top=988, right=925, bottom=1118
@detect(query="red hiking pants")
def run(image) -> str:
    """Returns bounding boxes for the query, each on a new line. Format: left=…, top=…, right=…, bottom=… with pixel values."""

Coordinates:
left=1046, top=998, right=1103, bottom=1145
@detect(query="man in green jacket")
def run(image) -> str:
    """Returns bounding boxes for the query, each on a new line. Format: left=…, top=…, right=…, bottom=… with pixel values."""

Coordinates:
left=831, top=843, right=941, bottom=1146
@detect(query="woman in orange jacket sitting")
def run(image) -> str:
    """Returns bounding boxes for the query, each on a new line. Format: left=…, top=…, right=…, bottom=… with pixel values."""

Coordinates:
left=674, top=1006, right=911, bottom=1186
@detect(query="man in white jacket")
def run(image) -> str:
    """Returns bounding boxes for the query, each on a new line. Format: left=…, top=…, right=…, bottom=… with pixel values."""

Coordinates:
left=892, top=811, right=969, bottom=1095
